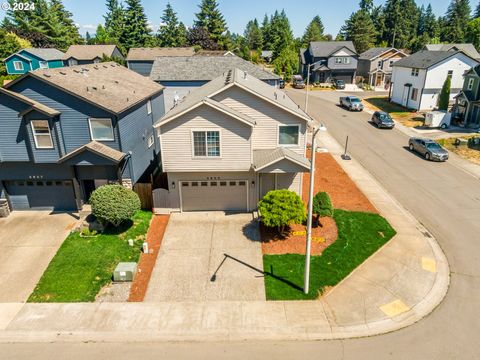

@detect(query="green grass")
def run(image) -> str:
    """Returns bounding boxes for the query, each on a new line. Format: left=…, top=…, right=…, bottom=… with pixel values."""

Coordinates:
left=364, top=97, right=424, bottom=127
left=263, top=209, right=396, bottom=300
left=28, top=211, right=152, bottom=302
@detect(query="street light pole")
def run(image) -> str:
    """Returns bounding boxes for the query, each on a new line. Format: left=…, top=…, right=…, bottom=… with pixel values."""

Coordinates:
left=304, top=64, right=312, bottom=113
left=304, top=126, right=320, bottom=294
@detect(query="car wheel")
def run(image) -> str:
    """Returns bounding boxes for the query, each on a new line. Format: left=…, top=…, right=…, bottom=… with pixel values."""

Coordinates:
left=409, top=143, right=414, bottom=151
left=425, top=152, right=431, bottom=161
left=441, top=123, right=447, bottom=129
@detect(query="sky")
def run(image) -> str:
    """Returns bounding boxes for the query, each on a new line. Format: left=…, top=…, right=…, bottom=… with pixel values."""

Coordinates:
left=0, top=0, right=456, bottom=37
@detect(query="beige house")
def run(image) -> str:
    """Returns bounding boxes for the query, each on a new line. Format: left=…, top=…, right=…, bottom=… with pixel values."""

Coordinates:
left=154, top=68, right=312, bottom=212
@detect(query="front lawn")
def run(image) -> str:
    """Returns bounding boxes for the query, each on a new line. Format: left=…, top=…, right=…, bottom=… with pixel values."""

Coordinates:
left=364, top=97, right=424, bottom=127
left=437, top=136, right=480, bottom=165
left=28, top=211, right=152, bottom=302
left=263, top=209, right=396, bottom=300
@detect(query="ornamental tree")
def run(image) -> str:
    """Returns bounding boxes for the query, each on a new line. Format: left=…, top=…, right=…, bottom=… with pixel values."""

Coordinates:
left=90, top=184, right=141, bottom=228
left=258, top=189, right=306, bottom=235
left=312, top=192, right=334, bottom=227
left=438, top=75, right=451, bottom=111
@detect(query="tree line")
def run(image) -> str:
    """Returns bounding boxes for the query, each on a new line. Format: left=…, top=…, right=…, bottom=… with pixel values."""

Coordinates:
left=0, top=0, right=479, bottom=79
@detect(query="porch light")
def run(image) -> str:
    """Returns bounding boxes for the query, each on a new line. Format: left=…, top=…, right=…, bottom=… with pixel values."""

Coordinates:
left=251, top=180, right=255, bottom=187
left=171, top=181, right=175, bottom=189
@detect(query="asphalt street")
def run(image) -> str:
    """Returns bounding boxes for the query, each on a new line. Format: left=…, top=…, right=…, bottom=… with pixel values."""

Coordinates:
left=1, top=89, right=479, bottom=359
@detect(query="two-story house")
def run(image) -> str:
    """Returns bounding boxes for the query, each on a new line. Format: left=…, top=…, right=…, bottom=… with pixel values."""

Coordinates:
left=154, top=68, right=312, bottom=212
left=4, top=48, right=65, bottom=75
left=423, top=44, right=480, bottom=61
left=0, top=62, right=164, bottom=211
left=357, top=47, right=408, bottom=89
left=299, top=41, right=358, bottom=84
left=390, top=50, right=479, bottom=111
left=454, top=65, right=480, bottom=128
left=149, top=55, right=281, bottom=111
left=63, top=45, right=124, bottom=67
left=126, top=47, right=195, bottom=76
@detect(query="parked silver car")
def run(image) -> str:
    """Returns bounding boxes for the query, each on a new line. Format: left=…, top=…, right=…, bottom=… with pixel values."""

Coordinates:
left=408, top=137, right=449, bottom=162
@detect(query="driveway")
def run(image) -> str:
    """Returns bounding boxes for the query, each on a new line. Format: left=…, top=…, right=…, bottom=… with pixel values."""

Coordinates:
left=145, top=212, right=265, bottom=302
left=0, top=211, right=78, bottom=302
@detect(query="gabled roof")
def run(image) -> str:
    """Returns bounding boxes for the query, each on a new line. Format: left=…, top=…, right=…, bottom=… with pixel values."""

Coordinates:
left=359, top=47, right=407, bottom=61
left=392, top=50, right=478, bottom=69
left=58, top=141, right=125, bottom=164
left=126, top=47, right=195, bottom=61
left=0, top=87, right=60, bottom=117
left=63, top=45, right=120, bottom=61
left=309, top=41, right=357, bottom=57
left=154, top=68, right=310, bottom=128
left=4, top=62, right=164, bottom=115
left=424, top=44, right=480, bottom=60
left=465, top=64, right=480, bottom=77
left=195, top=50, right=235, bottom=57
left=149, top=55, right=281, bottom=82
left=22, top=48, right=65, bottom=61
left=455, top=90, right=476, bottom=102
left=253, top=147, right=310, bottom=171
left=3, top=52, right=32, bottom=62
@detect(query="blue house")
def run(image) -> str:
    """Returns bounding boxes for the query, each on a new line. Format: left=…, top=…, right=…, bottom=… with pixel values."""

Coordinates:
left=4, top=48, right=65, bottom=75
left=0, top=62, right=165, bottom=211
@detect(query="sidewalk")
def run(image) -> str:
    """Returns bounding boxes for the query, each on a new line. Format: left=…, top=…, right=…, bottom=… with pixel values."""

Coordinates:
left=0, top=131, right=449, bottom=343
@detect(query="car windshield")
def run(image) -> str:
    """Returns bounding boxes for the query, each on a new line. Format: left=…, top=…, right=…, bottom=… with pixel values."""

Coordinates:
left=426, top=142, right=442, bottom=150
left=337, top=80, right=345, bottom=84
left=350, top=97, right=361, bottom=103
left=378, top=113, right=393, bottom=122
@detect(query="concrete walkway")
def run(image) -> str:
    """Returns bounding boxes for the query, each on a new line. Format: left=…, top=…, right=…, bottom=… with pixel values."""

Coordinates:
left=0, top=131, right=449, bottom=342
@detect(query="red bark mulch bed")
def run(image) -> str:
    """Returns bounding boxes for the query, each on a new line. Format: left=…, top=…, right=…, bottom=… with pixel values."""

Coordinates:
left=261, top=152, right=377, bottom=255
left=128, top=215, right=169, bottom=302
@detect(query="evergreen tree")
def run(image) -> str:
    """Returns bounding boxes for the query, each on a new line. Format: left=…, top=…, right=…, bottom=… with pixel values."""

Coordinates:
left=438, top=75, right=451, bottom=110
left=94, top=24, right=112, bottom=44
left=244, top=19, right=263, bottom=50
left=104, top=0, right=125, bottom=42
left=465, top=18, right=480, bottom=49
left=50, top=0, right=82, bottom=47
left=194, top=0, right=227, bottom=45
left=260, top=14, right=272, bottom=50
left=475, top=1, right=480, bottom=17
left=383, top=0, right=420, bottom=49
left=120, top=0, right=150, bottom=50
left=186, top=25, right=219, bottom=50
left=157, top=3, right=187, bottom=47
left=360, top=0, right=374, bottom=13
left=371, top=5, right=386, bottom=45
left=86, top=31, right=92, bottom=44
left=269, top=10, right=294, bottom=58
left=301, top=16, right=325, bottom=46
left=443, top=0, right=472, bottom=43
left=341, top=10, right=376, bottom=54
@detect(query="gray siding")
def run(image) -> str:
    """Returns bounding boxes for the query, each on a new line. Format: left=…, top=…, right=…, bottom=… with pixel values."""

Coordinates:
left=213, top=87, right=307, bottom=154
left=160, top=105, right=252, bottom=172
left=357, top=59, right=371, bottom=78
left=127, top=61, right=154, bottom=76
left=23, top=113, right=62, bottom=163
left=0, top=95, right=31, bottom=162
left=0, top=162, right=74, bottom=180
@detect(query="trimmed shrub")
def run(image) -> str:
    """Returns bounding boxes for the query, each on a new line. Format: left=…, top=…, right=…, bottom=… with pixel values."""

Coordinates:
left=438, top=76, right=451, bottom=111
left=258, top=189, right=306, bottom=235
left=312, top=192, right=334, bottom=227
left=90, top=185, right=141, bottom=228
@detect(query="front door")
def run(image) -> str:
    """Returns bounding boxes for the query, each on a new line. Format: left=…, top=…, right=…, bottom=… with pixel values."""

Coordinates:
left=82, top=180, right=95, bottom=203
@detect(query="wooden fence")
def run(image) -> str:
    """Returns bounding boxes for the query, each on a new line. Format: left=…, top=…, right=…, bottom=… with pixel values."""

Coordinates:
left=133, top=183, right=153, bottom=210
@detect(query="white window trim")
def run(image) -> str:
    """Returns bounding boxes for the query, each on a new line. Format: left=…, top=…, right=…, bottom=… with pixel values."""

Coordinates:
left=68, top=58, right=78, bottom=66
left=31, top=120, right=54, bottom=149
left=38, top=61, right=49, bottom=69
left=147, top=133, right=154, bottom=148
left=277, top=124, right=300, bottom=147
left=13, top=61, right=24, bottom=71
left=147, top=99, right=152, bottom=115
left=191, top=128, right=222, bottom=158
left=88, top=118, right=115, bottom=141
left=467, top=78, right=475, bottom=90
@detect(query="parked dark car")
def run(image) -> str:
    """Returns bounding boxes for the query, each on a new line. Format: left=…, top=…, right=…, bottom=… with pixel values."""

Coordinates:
left=292, top=75, right=305, bottom=89
left=408, top=137, right=449, bottom=162
left=279, top=79, right=285, bottom=89
left=371, top=111, right=395, bottom=129
left=333, top=79, right=345, bottom=89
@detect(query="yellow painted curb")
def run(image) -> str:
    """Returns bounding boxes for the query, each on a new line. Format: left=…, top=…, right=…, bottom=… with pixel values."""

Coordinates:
left=380, top=299, right=410, bottom=317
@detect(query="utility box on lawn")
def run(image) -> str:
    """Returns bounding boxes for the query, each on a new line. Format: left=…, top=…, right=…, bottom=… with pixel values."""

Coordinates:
left=113, top=262, right=137, bottom=282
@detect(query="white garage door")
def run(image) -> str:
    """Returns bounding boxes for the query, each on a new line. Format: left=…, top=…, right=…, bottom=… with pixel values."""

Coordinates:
left=180, top=180, right=248, bottom=212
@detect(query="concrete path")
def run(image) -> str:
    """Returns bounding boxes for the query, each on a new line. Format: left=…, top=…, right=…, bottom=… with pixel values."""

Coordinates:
left=145, top=212, right=265, bottom=302
left=0, top=129, right=448, bottom=343
left=0, top=211, right=78, bottom=303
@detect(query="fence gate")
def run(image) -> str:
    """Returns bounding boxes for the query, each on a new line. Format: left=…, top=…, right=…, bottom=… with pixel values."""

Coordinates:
left=152, top=188, right=169, bottom=209
left=133, top=183, right=153, bottom=210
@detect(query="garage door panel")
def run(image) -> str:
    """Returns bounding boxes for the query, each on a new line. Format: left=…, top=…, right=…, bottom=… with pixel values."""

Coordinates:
left=181, top=180, right=247, bottom=212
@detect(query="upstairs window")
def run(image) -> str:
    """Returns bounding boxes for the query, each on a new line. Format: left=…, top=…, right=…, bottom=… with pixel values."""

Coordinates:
left=13, top=61, right=24, bottom=71
left=411, top=68, right=419, bottom=77
left=68, top=58, right=78, bottom=66
left=193, top=130, right=220, bottom=157
left=447, top=70, right=453, bottom=79
left=377, top=60, right=382, bottom=68
left=89, top=118, right=114, bottom=141
left=335, top=57, right=351, bottom=64
left=31, top=120, right=53, bottom=149
left=467, top=77, right=475, bottom=91
left=279, top=125, right=300, bottom=146
left=147, top=134, right=154, bottom=148
left=147, top=99, right=152, bottom=115
left=39, top=61, right=48, bottom=69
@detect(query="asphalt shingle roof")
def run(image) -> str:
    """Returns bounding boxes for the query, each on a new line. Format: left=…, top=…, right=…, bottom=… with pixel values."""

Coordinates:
left=392, top=50, right=472, bottom=69
left=58, top=141, right=125, bottom=163
left=63, top=45, right=119, bottom=60
left=253, top=147, right=310, bottom=171
left=22, top=48, right=65, bottom=61
left=0, top=87, right=60, bottom=116
left=309, top=41, right=357, bottom=57
left=126, top=47, right=195, bottom=61
left=359, top=47, right=392, bottom=60
left=149, top=55, right=281, bottom=82
left=6, top=62, right=164, bottom=115
left=424, top=44, right=480, bottom=60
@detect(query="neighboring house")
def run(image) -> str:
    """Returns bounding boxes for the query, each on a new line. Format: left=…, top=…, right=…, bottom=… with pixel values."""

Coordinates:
left=149, top=55, right=281, bottom=110
left=63, top=45, right=124, bottom=66
left=390, top=50, right=479, bottom=111
left=453, top=65, right=480, bottom=128
left=299, top=41, right=358, bottom=84
left=126, top=47, right=195, bottom=76
left=0, top=62, right=165, bottom=211
left=195, top=50, right=235, bottom=57
left=261, top=50, right=273, bottom=63
left=423, top=44, right=480, bottom=61
left=357, top=47, right=408, bottom=89
left=4, top=48, right=65, bottom=75
left=154, top=68, right=312, bottom=212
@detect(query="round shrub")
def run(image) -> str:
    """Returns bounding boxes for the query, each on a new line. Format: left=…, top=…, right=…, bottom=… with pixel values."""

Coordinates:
left=258, top=189, right=306, bottom=234
left=312, top=191, right=334, bottom=227
left=90, top=184, right=141, bottom=227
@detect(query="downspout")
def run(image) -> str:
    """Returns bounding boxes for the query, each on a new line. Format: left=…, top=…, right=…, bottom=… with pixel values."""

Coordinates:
left=118, top=151, right=132, bottom=185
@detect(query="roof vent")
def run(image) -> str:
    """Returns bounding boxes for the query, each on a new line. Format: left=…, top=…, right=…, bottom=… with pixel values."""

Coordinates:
left=59, top=71, right=67, bottom=75
left=92, top=86, right=97, bottom=91
left=225, top=69, right=232, bottom=85
left=114, top=80, right=119, bottom=84
left=43, top=74, right=51, bottom=78
left=102, top=85, right=105, bottom=89
left=243, top=71, right=247, bottom=79
left=274, top=92, right=277, bottom=100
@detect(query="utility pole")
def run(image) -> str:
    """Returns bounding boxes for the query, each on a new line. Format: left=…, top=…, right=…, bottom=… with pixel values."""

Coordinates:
left=305, top=64, right=312, bottom=113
